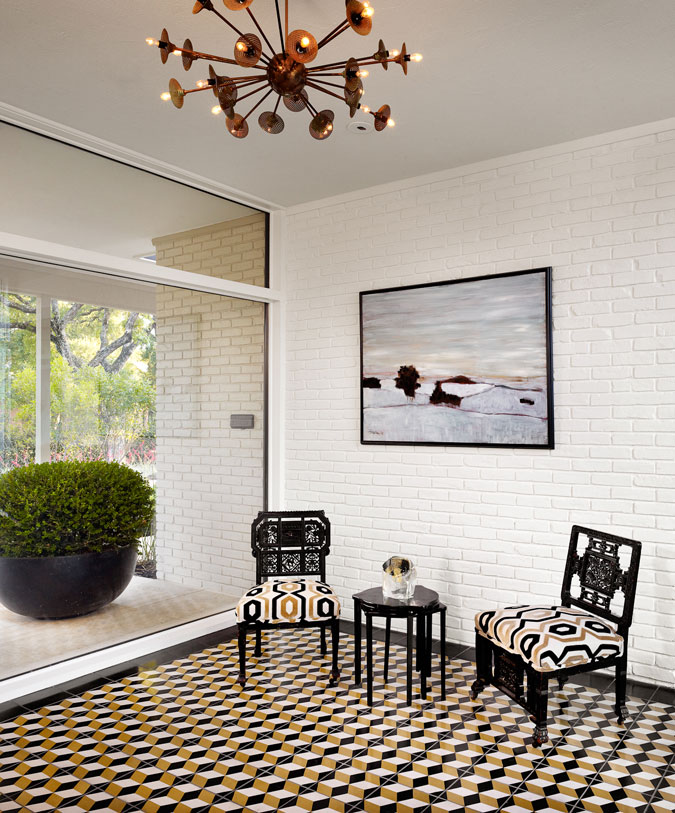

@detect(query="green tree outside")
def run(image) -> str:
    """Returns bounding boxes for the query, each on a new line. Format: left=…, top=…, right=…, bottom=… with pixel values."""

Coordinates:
left=1, top=294, right=156, bottom=478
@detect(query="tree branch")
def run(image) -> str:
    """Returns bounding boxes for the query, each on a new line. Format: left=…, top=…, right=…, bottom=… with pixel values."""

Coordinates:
left=5, top=295, right=37, bottom=315
left=50, top=301, right=82, bottom=368
left=88, top=312, right=139, bottom=373
left=0, top=320, right=37, bottom=332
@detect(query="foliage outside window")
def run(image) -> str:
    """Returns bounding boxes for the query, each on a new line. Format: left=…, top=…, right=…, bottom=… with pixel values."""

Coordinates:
left=1, top=294, right=156, bottom=481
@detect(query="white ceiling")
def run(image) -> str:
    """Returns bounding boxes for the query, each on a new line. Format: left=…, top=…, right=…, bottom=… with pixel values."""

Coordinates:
left=0, top=124, right=254, bottom=257
left=2, top=0, right=675, bottom=207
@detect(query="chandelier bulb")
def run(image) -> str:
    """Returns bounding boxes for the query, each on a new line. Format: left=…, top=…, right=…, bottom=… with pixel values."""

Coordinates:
left=361, top=105, right=370, bottom=114
left=390, top=49, right=399, bottom=58
left=358, top=69, right=369, bottom=78
left=362, top=3, right=374, bottom=17
left=211, top=105, right=222, bottom=115
left=160, top=92, right=171, bottom=101
left=300, top=36, right=310, bottom=48
left=146, top=38, right=158, bottom=46
left=387, top=117, right=395, bottom=127
left=411, top=53, right=423, bottom=62
left=196, top=80, right=208, bottom=88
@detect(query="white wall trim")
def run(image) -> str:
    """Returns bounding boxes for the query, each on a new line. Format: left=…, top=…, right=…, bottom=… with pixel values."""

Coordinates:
left=266, top=211, right=286, bottom=509
left=0, top=233, right=283, bottom=304
left=284, top=115, right=675, bottom=216
left=0, top=101, right=281, bottom=214
left=0, top=610, right=236, bottom=704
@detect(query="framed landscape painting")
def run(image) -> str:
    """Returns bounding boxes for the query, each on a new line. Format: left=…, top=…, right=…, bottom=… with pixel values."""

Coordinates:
left=360, top=268, right=554, bottom=448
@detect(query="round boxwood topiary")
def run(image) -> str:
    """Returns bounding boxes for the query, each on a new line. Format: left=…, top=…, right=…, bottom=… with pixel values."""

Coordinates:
left=0, top=461, right=155, bottom=558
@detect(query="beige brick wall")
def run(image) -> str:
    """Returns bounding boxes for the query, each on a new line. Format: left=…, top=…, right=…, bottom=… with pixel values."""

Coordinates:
left=152, top=213, right=266, bottom=285
left=152, top=214, right=266, bottom=594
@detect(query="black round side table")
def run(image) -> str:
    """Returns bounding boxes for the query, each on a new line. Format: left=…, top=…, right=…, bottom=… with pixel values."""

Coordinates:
left=353, top=585, right=446, bottom=706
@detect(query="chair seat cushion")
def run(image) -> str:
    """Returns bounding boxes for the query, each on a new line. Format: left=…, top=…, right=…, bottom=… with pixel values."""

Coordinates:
left=236, top=578, right=340, bottom=624
left=475, top=605, right=624, bottom=672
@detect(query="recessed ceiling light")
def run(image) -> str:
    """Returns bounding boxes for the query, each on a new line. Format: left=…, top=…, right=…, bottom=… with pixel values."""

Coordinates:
left=348, top=119, right=374, bottom=134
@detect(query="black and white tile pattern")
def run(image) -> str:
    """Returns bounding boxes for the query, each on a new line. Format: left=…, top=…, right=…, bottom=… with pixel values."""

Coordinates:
left=0, top=631, right=673, bottom=812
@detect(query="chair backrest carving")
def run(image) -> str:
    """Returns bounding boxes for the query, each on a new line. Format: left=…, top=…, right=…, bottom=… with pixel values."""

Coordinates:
left=251, top=511, right=331, bottom=584
left=561, top=525, right=641, bottom=635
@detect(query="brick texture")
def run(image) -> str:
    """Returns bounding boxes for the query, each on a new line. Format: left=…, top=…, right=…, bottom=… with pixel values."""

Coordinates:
left=152, top=215, right=266, bottom=594
left=283, top=127, right=675, bottom=687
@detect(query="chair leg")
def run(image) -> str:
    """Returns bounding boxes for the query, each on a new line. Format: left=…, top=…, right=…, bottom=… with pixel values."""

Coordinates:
left=557, top=673, right=567, bottom=692
left=320, top=625, right=327, bottom=656
left=615, top=653, right=629, bottom=723
left=237, top=624, right=247, bottom=686
left=470, top=631, right=491, bottom=700
left=528, top=668, right=550, bottom=746
left=254, top=627, right=262, bottom=658
left=329, top=619, right=340, bottom=685
left=383, top=617, right=391, bottom=684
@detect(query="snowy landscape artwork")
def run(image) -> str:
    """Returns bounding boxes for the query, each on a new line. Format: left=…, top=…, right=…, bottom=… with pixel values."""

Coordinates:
left=360, top=268, right=553, bottom=447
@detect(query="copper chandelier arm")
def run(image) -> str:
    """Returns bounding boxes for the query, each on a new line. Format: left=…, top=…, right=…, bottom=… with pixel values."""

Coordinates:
left=317, top=22, right=351, bottom=51
left=274, top=0, right=285, bottom=54
left=228, top=78, right=268, bottom=91
left=228, top=74, right=268, bottom=84
left=316, top=20, right=349, bottom=49
left=302, top=96, right=319, bottom=118
left=307, top=77, right=346, bottom=91
left=181, top=84, right=213, bottom=96
left=242, top=88, right=275, bottom=122
left=305, top=81, right=348, bottom=105
left=245, top=8, right=277, bottom=61
left=307, top=54, right=382, bottom=72
left=285, top=0, right=289, bottom=41
left=273, top=94, right=282, bottom=114
left=236, top=82, right=271, bottom=105
left=209, top=6, right=250, bottom=42
left=171, top=45, right=267, bottom=70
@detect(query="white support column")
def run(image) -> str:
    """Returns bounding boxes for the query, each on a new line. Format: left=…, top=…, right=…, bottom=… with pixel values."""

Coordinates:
left=266, top=210, right=286, bottom=509
left=35, top=294, right=50, bottom=463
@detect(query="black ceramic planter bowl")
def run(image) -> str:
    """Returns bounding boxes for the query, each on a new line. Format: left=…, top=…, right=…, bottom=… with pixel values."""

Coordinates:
left=0, top=546, right=138, bottom=619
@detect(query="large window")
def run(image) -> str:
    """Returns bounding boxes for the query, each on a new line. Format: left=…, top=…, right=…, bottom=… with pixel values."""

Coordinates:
left=0, top=291, right=36, bottom=470
left=49, top=301, right=156, bottom=479
left=0, top=263, right=268, bottom=681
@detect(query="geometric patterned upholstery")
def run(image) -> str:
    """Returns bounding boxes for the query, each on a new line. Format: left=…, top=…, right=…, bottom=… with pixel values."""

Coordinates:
left=475, top=605, right=624, bottom=673
left=236, top=578, right=340, bottom=625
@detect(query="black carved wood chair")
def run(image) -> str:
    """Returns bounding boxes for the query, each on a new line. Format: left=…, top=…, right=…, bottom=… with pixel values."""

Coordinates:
left=471, top=525, right=641, bottom=745
left=236, top=511, right=340, bottom=687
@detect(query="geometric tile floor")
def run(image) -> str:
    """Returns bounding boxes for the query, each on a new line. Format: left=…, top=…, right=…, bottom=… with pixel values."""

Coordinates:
left=0, top=631, right=673, bottom=812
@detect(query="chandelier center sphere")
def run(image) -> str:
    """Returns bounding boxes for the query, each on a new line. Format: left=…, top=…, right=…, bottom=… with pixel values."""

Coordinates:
left=267, top=54, right=307, bottom=97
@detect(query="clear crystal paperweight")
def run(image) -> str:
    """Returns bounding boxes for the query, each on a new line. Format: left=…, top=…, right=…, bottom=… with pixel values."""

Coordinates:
left=382, top=556, right=416, bottom=600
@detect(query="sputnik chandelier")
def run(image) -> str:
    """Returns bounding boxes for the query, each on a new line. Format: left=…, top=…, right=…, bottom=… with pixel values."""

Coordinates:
left=147, top=0, right=421, bottom=140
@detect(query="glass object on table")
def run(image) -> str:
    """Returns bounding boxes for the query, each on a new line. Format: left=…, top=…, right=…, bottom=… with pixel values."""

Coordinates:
left=382, top=555, right=416, bottom=600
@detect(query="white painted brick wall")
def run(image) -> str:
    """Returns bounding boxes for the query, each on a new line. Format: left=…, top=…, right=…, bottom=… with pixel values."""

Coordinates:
left=283, top=125, right=675, bottom=688
left=152, top=215, right=266, bottom=595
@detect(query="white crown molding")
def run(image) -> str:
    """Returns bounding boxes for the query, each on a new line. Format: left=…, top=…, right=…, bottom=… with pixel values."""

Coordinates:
left=283, top=115, right=675, bottom=216
left=0, top=101, right=281, bottom=213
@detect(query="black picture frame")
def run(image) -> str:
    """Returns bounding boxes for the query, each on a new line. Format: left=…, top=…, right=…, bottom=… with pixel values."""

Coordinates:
left=359, top=267, right=554, bottom=449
